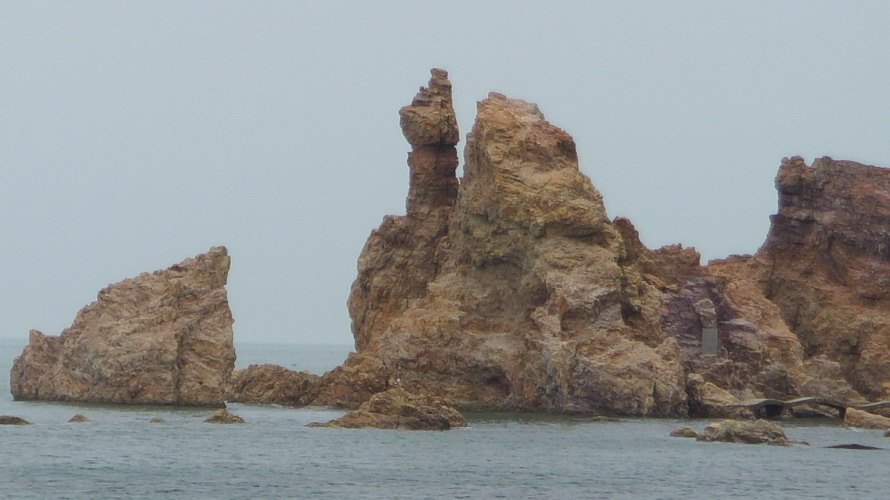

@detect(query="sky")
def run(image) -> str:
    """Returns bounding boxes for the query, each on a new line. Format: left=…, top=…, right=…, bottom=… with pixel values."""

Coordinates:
left=3, top=1, right=890, bottom=345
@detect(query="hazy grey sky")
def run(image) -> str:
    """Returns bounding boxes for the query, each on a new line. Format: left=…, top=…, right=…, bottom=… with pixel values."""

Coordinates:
left=3, top=1, right=889, bottom=345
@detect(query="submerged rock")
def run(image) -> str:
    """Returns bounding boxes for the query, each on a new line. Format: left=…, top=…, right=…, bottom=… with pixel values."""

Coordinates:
left=0, top=415, right=31, bottom=425
left=308, top=387, right=467, bottom=430
left=149, top=417, right=166, bottom=424
left=68, top=414, right=89, bottom=423
left=824, top=444, right=883, bottom=450
left=844, top=408, right=890, bottom=430
left=696, top=419, right=803, bottom=446
left=204, top=409, right=245, bottom=424
left=10, top=247, right=236, bottom=407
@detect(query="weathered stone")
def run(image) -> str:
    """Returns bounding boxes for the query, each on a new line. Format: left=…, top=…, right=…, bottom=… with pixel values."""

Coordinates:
left=844, top=408, right=890, bottom=430
left=227, top=364, right=320, bottom=407
left=204, top=409, right=245, bottom=424
left=339, top=73, right=690, bottom=416
left=670, top=426, right=699, bottom=438
left=686, top=373, right=752, bottom=419
left=67, top=414, right=89, bottom=423
left=10, top=247, right=236, bottom=407
left=696, top=419, right=803, bottom=446
left=0, top=415, right=31, bottom=425
left=149, top=417, right=166, bottom=424
left=266, top=71, right=890, bottom=418
left=746, top=157, right=890, bottom=399
left=308, top=387, right=467, bottom=430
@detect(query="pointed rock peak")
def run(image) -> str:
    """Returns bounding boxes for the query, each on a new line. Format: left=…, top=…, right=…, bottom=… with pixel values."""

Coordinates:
left=399, top=68, right=459, bottom=147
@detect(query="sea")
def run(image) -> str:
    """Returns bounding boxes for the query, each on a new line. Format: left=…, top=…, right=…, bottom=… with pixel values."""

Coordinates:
left=1, top=338, right=889, bottom=499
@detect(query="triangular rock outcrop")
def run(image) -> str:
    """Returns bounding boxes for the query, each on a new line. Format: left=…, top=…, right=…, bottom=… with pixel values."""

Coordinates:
left=10, top=247, right=236, bottom=406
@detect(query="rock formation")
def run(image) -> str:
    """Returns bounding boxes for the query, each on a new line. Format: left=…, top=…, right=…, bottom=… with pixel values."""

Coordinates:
left=742, top=157, right=890, bottom=400
left=844, top=408, right=890, bottom=430
left=10, top=247, right=236, bottom=407
left=329, top=69, right=866, bottom=416
left=0, top=415, right=31, bottom=425
left=68, top=414, right=89, bottom=423
left=227, top=364, right=320, bottom=407
left=307, top=387, right=467, bottom=430
left=241, top=70, right=890, bottom=418
left=204, top=408, right=245, bottom=424
left=670, top=426, right=699, bottom=438
left=695, top=419, right=803, bottom=446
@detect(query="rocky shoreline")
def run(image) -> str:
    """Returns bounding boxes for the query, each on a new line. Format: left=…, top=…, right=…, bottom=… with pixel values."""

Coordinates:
left=10, top=69, right=890, bottom=430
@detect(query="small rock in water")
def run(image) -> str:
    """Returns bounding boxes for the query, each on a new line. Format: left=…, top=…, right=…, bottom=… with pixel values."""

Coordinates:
left=695, top=419, right=806, bottom=446
left=149, top=417, right=166, bottom=424
left=885, top=429, right=890, bottom=438
left=670, top=426, right=698, bottom=438
left=204, top=409, right=245, bottom=424
left=0, top=415, right=32, bottom=425
left=68, top=414, right=89, bottom=423
left=824, top=444, right=883, bottom=450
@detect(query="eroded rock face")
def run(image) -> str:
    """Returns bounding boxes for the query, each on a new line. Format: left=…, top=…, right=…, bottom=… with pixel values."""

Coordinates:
left=308, top=387, right=467, bottom=430
left=324, top=70, right=873, bottom=417
left=10, top=247, right=236, bottom=407
left=744, top=157, right=890, bottom=399
left=227, top=364, right=320, bottom=407
left=247, top=70, right=880, bottom=418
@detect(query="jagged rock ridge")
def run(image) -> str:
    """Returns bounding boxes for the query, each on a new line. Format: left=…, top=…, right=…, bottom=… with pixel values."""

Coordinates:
left=234, top=70, right=887, bottom=417
left=10, top=247, right=236, bottom=407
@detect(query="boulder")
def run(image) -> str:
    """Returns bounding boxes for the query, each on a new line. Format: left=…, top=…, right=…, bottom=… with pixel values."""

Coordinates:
left=227, top=364, right=320, bottom=407
left=686, top=374, right=752, bottom=419
left=204, top=409, right=245, bottom=424
left=844, top=408, right=890, bottom=430
left=308, top=387, right=467, bottom=430
left=696, top=419, right=803, bottom=446
left=10, top=247, right=236, bottom=407
left=670, top=426, right=699, bottom=438
left=0, top=415, right=31, bottom=425
left=68, top=414, right=89, bottom=423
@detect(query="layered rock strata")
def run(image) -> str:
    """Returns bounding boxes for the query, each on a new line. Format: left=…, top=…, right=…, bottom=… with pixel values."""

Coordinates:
left=745, top=157, right=890, bottom=399
left=10, top=247, right=236, bottom=406
left=257, top=70, right=888, bottom=418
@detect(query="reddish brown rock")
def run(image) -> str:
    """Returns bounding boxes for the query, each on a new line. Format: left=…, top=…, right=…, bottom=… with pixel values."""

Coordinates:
left=844, top=408, right=890, bottom=430
left=696, top=419, right=803, bottom=446
left=743, top=157, right=890, bottom=399
left=248, top=71, right=885, bottom=418
left=10, top=247, right=236, bottom=407
left=308, top=387, right=467, bottom=430
left=227, top=364, right=320, bottom=407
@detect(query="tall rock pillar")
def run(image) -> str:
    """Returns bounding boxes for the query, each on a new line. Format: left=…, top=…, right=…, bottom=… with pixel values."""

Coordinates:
left=399, top=68, right=460, bottom=217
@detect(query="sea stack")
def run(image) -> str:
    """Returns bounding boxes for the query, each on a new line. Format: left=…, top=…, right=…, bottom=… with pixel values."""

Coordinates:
left=10, top=247, right=236, bottom=407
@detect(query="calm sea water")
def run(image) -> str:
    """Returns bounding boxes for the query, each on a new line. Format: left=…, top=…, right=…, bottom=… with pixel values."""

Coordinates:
left=1, top=338, right=889, bottom=499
